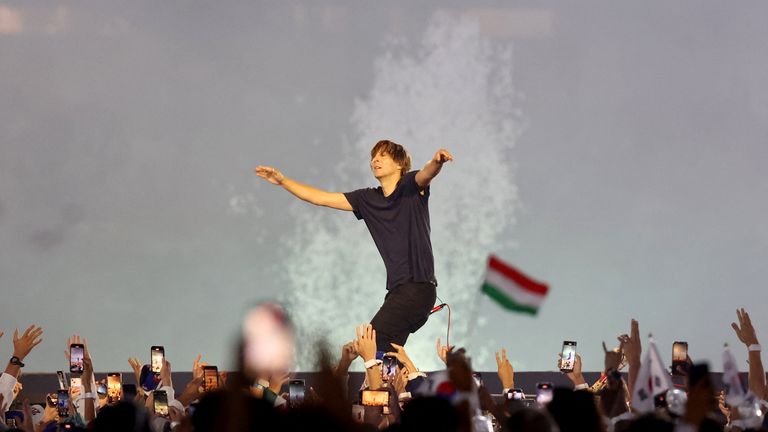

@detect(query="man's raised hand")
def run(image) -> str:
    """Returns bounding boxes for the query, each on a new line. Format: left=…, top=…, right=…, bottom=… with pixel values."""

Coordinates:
left=13, top=325, right=43, bottom=361
left=387, top=343, right=417, bottom=373
left=436, top=337, right=454, bottom=365
left=619, top=319, right=641, bottom=365
left=731, top=308, right=759, bottom=346
left=495, top=348, right=514, bottom=389
left=355, top=324, right=377, bottom=362
left=432, top=149, right=454, bottom=165
left=254, top=166, right=285, bottom=185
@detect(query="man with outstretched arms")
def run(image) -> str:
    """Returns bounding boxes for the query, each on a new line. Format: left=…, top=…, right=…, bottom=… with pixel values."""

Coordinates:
left=255, top=140, right=453, bottom=352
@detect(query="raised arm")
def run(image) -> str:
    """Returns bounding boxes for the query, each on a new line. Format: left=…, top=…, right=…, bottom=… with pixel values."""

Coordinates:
left=254, top=166, right=353, bottom=211
left=731, top=308, right=766, bottom=399
left=415, top=148, right=453, bottom=189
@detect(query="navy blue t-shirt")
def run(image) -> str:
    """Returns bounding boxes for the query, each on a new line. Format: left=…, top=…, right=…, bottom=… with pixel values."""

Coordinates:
left=344, top=171, right=436, bottom=290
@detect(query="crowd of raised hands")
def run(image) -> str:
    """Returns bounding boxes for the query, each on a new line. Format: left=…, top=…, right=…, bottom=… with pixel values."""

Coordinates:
left=1, top=307, right=767, bottom=432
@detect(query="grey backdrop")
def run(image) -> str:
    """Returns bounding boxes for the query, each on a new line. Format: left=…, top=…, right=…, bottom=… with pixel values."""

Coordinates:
left=1, top=1, right=767, bottom=373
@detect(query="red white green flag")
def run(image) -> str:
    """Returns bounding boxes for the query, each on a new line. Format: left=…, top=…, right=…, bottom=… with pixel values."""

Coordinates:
left=481, top=255, right=549, bottom=315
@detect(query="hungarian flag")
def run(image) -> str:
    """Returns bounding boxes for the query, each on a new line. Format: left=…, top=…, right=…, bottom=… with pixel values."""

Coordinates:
left=481, top=255, right=549, bottom=315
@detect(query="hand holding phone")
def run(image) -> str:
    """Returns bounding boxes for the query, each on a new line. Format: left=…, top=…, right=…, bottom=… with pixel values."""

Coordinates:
left=202, top=366, right=219, bottom=392
left=153, top=390, right=169, bottom=416
left=151, top=346, right=165, bottom=375
left=289, top=379, right=305, bottom=408
left=107, top=373, right=122, bottom=403
left=672, top=341, right=689, bottom=376
left=57, top=389, right=70, bottom=417
left=559, top=341, right=577, bottom=373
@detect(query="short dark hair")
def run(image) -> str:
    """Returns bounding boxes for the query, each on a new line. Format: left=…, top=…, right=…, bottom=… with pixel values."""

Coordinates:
left=370, top=140, right=411, bottom=176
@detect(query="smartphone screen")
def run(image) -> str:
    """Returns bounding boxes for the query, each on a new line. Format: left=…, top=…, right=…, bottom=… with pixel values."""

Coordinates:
left=57, top=371, right=67, bottom=390
left=560, top=341, right=577, bottom=372
left=153, top=390, right=169, bottom=416
left=57, top=389, right=70, bottom=417
left=473, top=372, right=483, bottom=387
left=107, top=373, right=122, bottom=403
left=202, top=366, right=219, bottom=392
left=69, top=344, right=84, bottom=374
left=672, top=341, right=689, bottom=376
left=381, top=355, right=398, bottom=381
left=122, top=384, right=137, bottom=401
left=289, top=379, right=305, bottom=407
left=151, top=346, right=165, bottom=374
left=361, top=389, right=389, bottom=407
left=70, top=377, right=82, bottom=397
left=536, top=382, right=553, bottom=406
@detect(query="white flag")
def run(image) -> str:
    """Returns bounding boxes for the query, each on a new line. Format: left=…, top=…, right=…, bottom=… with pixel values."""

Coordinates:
left=722, top=345, right=747, bottom=405
left=631, top=337, right=673, bottom=413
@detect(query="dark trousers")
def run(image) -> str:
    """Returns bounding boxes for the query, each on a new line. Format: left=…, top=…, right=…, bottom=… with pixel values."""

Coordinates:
left=369, top=281, right=437, bottom=353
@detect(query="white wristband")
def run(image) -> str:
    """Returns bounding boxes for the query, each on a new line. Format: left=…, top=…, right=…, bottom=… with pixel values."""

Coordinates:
left=83, top=392, right=97, bottom=399
left=574, top=383, right=589, bottom=391
left=749, top=344, right=762, bottom=352
left=364, top=359, right=379, bottom=369
left=398, top=392, right=412, bottom=401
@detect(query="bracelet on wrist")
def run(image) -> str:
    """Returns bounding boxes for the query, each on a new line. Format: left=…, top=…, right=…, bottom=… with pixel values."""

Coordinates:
left=749, top=344, right=762, bottom=352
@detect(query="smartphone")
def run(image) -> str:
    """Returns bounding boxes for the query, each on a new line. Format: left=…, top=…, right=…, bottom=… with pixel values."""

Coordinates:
left=69, top=344, right=84, bottom=374
left=473, top=372, right=483, bottom=387
left=289, top=379, right=305, bottom=407
left=97, top=381, right=107, bottom=398
left=202, top=366, right=219, bottom=392
left=107, top=373, right=122, bottom=403
left=153, top=390, right=169, bottom=416
left=536, top=382, right=553, bottom=406
left=151, top=346, right=165, bottom=374
left=70, top=377, right=82, bottom=397
left=560, top=341, right=577, bottom=372
left=57, top=389, right=70, bottom=417
left=506, top=388, right=525, bottom=400
left=381, top=355, right=398, bottom=381
left=122, top=384, right=137, bottom=401
left=57, top=371, right=67, bottom=390
left=672, top=341, right=689, bottom=376
left=361, top=389, right=389, bottom=407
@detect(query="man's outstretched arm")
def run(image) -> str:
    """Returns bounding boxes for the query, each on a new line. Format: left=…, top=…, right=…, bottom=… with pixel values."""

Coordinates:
left=255, top=166, right=353, bottom=211
left=415, top=148, right=453, bottom=189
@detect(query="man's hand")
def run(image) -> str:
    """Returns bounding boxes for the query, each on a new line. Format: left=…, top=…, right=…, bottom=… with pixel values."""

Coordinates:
left=63, top=335, right=90, bottom=362
left=603, top=341, right=624, bottom=373
left=254, top=166, right=285, bottom=185
left=160, top=359, right=172, bottom=387
left=731, top=308, right=759, bottom=346
left=192, top=354, right=208, bottom=380
left=559, top=353, right=586, bottom=386
left=12, top=325, right=43, bottom=360
left=436, top=337, right=454, bottom=365
left=619, top=319, right=641, bottom=365
left=387, top=343, right=417, bottom=373
left=393, top=367, right=409, bottom=395
left=355, top=324, right=377, bottom=362
left=340, top=342, right=358, bottom=366
left=128, top=357, right=143, bottom=385
left=495, top=348, right=514, bottom=389
left=268, top=371, right=290, bottom=394
left=432, top=148, right=454, bottom=165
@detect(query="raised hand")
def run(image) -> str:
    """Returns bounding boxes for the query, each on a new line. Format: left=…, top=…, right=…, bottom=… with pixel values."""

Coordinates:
left=559, top=353, right=586, bottom=386
left=393, top=367, right=409, bottom=395
left=387, top=343, right=417, bottom=373
left=13, top=325, right=43, bottom=360
left=495, top=348, right=514, bottom=389
left=82, top=357, right=94, bottom=390
left=603, top=341, right=624, bottom=373
left=355, top=324, right=377, bottom=362
left=432, top=148, right=454, bottom=165
left=160, top=359, right=172, bottom=387
left=268, top=371, right=290, bottom=393
left=731, top=308, right=759, bottom=346
left=63, top=335, right=89, bottom=361
left=128, top=357, right=143, bottom=385
left=619, top=319, right=641, bottom=365
left=254, top=166, right=285, bottom=185
left=436, top=337, right=454, bottom=365
left=340, top=342, right=358, bottom=365
left=192, top=354, right=208, bottom=380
